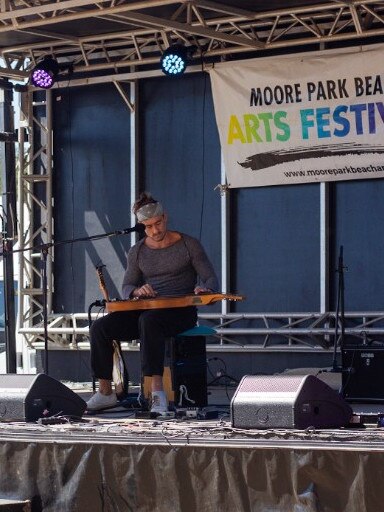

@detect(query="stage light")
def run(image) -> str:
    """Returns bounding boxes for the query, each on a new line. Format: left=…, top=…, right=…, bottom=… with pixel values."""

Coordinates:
left=30, top=57, right=60, bottom=89
left=160, top=44, right=189, bottom=76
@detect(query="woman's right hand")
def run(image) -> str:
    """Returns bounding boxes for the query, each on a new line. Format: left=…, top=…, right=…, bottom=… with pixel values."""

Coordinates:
left=132, top=284, right=157, bottom=298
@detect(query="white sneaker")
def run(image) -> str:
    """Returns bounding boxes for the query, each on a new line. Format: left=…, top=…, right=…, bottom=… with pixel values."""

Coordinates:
left=86, top=391, right=117, bottom=411
left=151, top=391, right=168, bottom=415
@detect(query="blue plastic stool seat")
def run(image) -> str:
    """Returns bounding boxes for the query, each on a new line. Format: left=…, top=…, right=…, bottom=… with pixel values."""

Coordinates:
left=178, top=325, right=216, bottom=337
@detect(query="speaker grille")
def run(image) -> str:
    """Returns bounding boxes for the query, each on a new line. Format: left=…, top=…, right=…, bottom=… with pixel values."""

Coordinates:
left=231, top=374, right=352, bottom=429
left=237, top=375, right=306, bottom=393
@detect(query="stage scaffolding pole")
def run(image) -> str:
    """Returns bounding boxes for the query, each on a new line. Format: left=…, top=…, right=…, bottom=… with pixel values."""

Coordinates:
left=0, top=80, right=17, bottom=373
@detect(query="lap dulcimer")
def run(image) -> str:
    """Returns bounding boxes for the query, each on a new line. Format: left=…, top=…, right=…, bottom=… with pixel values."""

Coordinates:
left=96, top=264, right=244, bottom=313
left=105, top=293, right=244, bottom=313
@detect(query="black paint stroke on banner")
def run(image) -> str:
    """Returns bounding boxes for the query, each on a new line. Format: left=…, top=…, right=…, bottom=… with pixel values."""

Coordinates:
left=238, top=143, right=384, bottom=172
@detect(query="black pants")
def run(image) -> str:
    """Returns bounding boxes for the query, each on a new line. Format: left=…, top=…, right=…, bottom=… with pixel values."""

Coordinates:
left=90, top=307, right=197, bottom=379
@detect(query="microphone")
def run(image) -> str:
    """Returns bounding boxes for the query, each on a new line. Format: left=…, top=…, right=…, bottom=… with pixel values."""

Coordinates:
left=114, top=224, right=145, bottom=235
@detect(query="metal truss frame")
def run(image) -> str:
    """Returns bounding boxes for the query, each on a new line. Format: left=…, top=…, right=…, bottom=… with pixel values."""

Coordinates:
left=17, top=310, right=384, bottom=352
left=12, top=0, right=384, bottom=357
left=14, top=85, right=384, bottom=353
left=1, top=1, right=384, bottom=82
left=17, top=89, right=54, bottom=347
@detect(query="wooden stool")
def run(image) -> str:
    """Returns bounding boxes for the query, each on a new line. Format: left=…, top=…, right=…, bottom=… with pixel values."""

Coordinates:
left=143, top=325, right=216, bottom=407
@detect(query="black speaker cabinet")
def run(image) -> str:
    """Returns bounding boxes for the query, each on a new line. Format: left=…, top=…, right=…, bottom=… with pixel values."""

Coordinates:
left=171, top=335, right=207, bottom=407
left=0, top=373, right=87, bottom=422
left=231, top=374, right=352, bottom=429
left=342, top=346, right=384, bottom=402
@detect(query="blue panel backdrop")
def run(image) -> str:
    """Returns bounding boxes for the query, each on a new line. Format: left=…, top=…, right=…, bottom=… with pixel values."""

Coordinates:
left=52, top=83, right=132, bottom=312
left=332, top=178, right=384, bottom=312
left=139, top=72, right=222, bottom=294
left=233, top=184, right=321, bottom=313
left=50, top=75, right=384, bottom=324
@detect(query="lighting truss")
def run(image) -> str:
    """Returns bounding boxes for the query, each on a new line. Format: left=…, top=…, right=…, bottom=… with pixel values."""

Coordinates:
left=1, top=1, right=384, bottom=83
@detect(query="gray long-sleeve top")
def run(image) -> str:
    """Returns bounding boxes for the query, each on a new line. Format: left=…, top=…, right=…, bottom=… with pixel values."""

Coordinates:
left=122, top=233, right=219, bottom=299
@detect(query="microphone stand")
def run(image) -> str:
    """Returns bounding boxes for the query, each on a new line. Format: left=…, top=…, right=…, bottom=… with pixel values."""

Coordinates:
left=331, top=245, right=346, bottom=372
left=5, top=224, right=144, bottom=376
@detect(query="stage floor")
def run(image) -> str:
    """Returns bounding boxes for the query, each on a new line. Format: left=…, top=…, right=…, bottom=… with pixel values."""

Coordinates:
left=1, top=399, right=384, bottom=512
left=0, top=404, right=384, bottom=448
left=1, top=368, right=381, bottom=449
left=1, top=370, right=384, bottom=511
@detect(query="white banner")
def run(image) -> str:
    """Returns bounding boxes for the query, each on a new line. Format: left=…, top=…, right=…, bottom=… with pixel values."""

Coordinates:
left=209, top=45, right=384, bottom=188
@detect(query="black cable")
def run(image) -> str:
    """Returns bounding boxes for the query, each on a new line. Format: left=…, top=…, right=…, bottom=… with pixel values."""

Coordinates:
left=207, top=356, right=228, bottom=376
left=339, top=347, right=357, bottom=396
left=87, top=300, right=105, bottom=328
left=87, top=300, right=105, bottom=392
left=63, top=76, right=76, bottom=314
left=198, top=71, right=207, bottom=241
left=206, top=356, right=239, bottom=402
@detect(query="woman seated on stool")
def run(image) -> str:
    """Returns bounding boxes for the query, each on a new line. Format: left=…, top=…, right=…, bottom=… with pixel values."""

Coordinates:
left=86, top=192, right=219, bottom=415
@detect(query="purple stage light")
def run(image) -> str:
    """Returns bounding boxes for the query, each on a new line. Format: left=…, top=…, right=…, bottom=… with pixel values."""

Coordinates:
left=30, top=57, right=59, bottom=89
left=31, top=69, right=54, bottom=89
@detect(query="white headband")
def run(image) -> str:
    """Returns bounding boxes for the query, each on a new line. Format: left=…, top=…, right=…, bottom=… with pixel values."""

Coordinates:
left=136, top=202, right=164, bottom=222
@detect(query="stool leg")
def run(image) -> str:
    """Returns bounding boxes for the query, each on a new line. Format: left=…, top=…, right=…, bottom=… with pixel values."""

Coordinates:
left=142, top=369, right=175, bottom=404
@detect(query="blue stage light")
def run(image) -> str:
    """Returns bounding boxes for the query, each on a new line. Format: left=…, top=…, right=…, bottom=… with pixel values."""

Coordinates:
left=160, top=45, right=189, bottom=76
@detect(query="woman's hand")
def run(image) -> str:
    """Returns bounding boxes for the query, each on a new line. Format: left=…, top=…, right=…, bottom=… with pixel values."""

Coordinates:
left=132, top=284, right=157, bottom=298
left=194, top=286, right=212, bottom=295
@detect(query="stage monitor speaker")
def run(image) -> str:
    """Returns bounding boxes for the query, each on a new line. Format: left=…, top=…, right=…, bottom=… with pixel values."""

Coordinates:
left=0, top=373, right=87, bottom=422
left=231, top=374, right=353, bottom=429
left=342, top=346, right=384, bottom=402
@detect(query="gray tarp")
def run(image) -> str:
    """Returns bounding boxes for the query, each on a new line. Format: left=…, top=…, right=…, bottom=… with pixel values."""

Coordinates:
left=0, top=424, right=383, bottom=512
